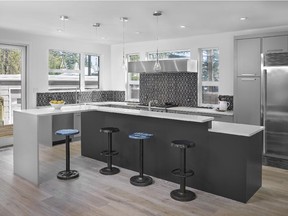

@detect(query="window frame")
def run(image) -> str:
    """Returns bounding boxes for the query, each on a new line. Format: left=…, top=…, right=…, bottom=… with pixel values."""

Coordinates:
left=126, top=53, right=141, bottom=102
left=198, top=47, right=220, bottom=106
left=146, top=49, right=191, bottom=60
left=48, top=49, right=100, bottom=91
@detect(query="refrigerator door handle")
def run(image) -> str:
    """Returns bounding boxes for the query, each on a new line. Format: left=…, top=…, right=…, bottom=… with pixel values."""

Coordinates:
left=261, top=69, right=267, bottom=154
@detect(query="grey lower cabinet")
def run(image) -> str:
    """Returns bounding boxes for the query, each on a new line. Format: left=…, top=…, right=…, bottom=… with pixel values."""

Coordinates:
left=234, top=77, right=261, bottom=125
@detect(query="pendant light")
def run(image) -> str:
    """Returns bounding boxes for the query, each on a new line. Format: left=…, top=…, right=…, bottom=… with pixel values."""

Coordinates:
left=92, top=23, right=101, bottom=72
left=153, top=11, right=162, bottom=72
left=120, top=17, right=128, bottom=71
left=57, top=15, right=69, bottom=32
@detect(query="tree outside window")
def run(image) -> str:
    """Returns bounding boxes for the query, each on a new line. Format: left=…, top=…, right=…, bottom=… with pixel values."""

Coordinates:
left=199, top=48, right=219, bottom=105
left=147, top=50, right=190, bottom=60
left=48, top=50, right=100, bottom=90
left=127, top=53, right=140, bottom=101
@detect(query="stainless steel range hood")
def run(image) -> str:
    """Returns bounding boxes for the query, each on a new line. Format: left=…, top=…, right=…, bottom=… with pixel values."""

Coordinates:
left=128, top=59, right=197, bottom=73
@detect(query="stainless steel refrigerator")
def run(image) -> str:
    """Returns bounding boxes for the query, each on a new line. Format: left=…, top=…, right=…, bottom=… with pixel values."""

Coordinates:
left=262, top=52, right=288, bottom=159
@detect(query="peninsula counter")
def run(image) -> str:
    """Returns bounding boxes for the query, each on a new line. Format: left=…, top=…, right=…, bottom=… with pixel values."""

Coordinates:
left=14, top=103, right=263, bottom=203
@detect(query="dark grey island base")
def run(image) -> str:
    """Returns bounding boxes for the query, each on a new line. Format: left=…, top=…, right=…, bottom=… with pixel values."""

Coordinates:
left=81, top=111, right=263, bottom=203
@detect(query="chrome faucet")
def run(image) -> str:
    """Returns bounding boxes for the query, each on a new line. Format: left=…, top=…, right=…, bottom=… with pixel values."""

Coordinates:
left=148, top=100, right=158, bottom=111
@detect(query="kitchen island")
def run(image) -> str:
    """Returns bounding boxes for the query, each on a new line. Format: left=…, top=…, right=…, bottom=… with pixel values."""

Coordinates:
left=14, top=103, right=263, bottom=203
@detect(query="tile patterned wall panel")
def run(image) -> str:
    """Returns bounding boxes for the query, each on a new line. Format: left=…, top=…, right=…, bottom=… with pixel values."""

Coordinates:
left=139, top=72, right=198, bottom=107
left=37, top=91, right=125, bottom=106
left=91, top=91, right=125, bottom=102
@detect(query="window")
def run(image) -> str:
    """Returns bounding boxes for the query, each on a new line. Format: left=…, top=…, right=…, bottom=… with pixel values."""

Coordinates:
left=84, top=54, right=100, bottom=89
left=48, top=50, right=100, bottom=90
left=199, top=48, right=219, bottom=105
left=147, top=50, right=190, bottom=60
left=127, top=54, right=140, bottom=101
left=0, top=44, right=26, bottom=125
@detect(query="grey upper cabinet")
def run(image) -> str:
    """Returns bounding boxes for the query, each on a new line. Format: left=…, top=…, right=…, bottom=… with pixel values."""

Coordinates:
left=262, top=36, right=288, bottom=54
left=236, top=38, right=261, bottom=76
left=234, top=77, right=261, bottom=125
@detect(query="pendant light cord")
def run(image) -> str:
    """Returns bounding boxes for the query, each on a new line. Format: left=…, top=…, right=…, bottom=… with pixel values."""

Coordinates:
left=156, top=15, right=159, bottom=63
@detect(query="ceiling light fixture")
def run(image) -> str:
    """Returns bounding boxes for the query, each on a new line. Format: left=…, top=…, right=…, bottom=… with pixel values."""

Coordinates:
left=92, top=23, right=101, bottom=72
left=92, top=23, right=101, bottom=39
left=240, top=17, right=247, bottom=21
left=153, top=11, right=162, bottom=72
left=58, top=15, right=69, bottom=32
left=180, top=25, right=186, bottom=29
left=120, top=17, right=128, bottom=71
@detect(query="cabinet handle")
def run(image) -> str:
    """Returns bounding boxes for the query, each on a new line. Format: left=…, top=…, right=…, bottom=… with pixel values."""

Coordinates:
left=266, top=49, right=283, bottom=52
left=241, top=73, right=256, bottom=76
left=241, top=78, right=257, bottom=81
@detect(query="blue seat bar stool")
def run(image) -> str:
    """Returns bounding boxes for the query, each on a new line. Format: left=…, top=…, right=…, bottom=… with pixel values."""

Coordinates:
left=99, top=127, right=120, bottom=175
left=170, top=140, right=196, bottom=201
left=55, top=129, right=80, bottom=180
left=129, top=132, right=153, bottom=186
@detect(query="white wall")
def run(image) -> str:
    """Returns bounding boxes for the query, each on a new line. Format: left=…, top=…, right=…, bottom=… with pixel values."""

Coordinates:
left=111, top=26, right=288, bottom=96
left=0, top=28, right=111, bottom=108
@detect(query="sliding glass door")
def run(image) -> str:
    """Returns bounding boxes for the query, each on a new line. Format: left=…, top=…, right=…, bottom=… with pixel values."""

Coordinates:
left=0, top=44, right=26, bottom=142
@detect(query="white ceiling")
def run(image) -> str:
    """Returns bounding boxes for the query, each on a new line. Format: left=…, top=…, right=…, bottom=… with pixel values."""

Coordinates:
left=0, top=1, right=288, bottom=45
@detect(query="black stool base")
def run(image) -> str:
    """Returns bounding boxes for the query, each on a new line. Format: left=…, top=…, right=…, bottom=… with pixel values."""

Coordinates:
left=100, top=167, right=120, bottom=175
left=170, top=189, right=196, bottom=202
left=57, top=170, right=79, bottom=180
left=130, top=175, right=153, bottom=186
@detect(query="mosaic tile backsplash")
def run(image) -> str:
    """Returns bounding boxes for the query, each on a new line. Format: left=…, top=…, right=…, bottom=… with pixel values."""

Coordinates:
left=139, top=72, right=198, bottom=107
left=37, top=91, right=125, bottom=106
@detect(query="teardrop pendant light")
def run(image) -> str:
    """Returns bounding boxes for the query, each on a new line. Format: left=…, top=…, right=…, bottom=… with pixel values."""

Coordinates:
left=92, top=23, right=101, bottom=72
left=120, top=17, right=128, bottom=71
left=153, top=11, right=162, bottom=72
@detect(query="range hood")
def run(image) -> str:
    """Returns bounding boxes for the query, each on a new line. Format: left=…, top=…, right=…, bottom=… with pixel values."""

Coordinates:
left=128, top=59, right=197, bottom=73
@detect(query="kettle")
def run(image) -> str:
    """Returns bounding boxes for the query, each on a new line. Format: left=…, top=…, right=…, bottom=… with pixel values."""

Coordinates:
left=219, top=101, right=230, bottom=111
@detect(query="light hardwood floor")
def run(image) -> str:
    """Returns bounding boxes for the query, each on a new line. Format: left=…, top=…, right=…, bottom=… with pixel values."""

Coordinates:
left=0, top=142, right=288, bottom=216
left=0, top=124, right=13, bottom=138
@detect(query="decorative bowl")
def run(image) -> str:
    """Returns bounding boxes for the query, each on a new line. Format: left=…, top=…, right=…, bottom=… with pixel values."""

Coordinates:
left=50, top=101, right=65, bottom=110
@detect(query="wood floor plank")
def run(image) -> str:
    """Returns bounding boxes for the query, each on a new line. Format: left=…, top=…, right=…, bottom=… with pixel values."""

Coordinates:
left=0, top=124, right=13, bottom=137
left=0, top=142, right=288, bottom=216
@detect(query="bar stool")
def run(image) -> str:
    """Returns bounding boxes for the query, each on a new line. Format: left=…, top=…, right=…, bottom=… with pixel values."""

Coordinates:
left=55, top=129, right=80, bottom=180
left=170, top=140, right=196, bottom=201
left=99, top=127, right=120, bottom=175
left=129, top=132, right=153, bottom=186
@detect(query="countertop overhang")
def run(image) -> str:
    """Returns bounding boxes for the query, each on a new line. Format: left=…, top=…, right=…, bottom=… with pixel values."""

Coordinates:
left=16, top=102, right=214, bottom=123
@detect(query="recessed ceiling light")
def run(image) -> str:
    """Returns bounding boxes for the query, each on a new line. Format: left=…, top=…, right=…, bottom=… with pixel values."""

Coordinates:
left=57, top=29, right=63, bottom=33
left=101, top=37, right=106, bottom=40
left=180, top=25, right=186, bottom=29
left=135, top=31, right=141, bottom=34
left=240, top=17, right=247, bottom=21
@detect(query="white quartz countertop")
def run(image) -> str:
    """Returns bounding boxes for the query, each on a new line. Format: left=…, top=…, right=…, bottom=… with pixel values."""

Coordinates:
left=209, top=121, right=264, bottom=137
left=168, top=106, right=234, bottom=116
left=16, top=102, right=214, bottom=123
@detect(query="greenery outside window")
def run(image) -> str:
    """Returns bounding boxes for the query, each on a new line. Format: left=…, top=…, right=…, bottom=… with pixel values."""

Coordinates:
left=147, top=50, right=190, bottom=60
left=48, top=50, right=100, bottom=90
left=199, top=48, right=219, bottom=105
left=127, top=54, right=140, bottom=101
left=84, top=54, right=100, bottom=89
